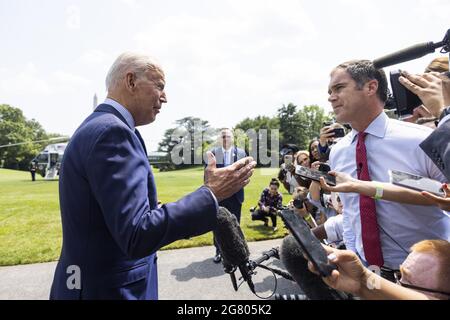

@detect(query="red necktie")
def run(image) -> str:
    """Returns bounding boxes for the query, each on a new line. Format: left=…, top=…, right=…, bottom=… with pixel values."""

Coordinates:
left=356, top=132, right=384, bottom=267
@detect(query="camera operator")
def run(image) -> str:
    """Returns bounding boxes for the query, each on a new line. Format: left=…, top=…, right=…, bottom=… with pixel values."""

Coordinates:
left=307, top=239, right=450, bottom=300
left=251, top=178, right=283, bottom=231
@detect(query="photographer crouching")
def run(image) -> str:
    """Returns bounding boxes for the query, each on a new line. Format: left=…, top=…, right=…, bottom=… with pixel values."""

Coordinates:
left=251, top=178, right=283, bottom=231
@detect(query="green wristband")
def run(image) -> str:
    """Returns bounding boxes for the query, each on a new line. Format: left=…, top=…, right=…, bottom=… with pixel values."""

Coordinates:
left=372, top=183, right=384, bottom=200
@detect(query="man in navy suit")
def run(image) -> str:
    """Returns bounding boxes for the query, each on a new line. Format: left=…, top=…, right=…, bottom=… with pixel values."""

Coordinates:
left=206, top=128, right=247, bottom=263
left=50, top=52, right=256, bottom=300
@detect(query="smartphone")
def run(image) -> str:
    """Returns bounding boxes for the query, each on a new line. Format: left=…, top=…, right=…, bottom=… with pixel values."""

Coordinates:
left=295, top=165, right=336, bottom=186
left=390, top=70, right=423, bottom=116
left=280, top=209, right=336, bottom=277
left=284, top=155, right=293, bottom=166
left=389, top=169, right=445, bottom=196
left=318, top=163, right=331, bottom=173
left=332, top=128, right=345, bottom=138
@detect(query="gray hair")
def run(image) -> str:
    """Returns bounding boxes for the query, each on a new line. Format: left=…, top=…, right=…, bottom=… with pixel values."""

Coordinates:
left=105, top=52, right=163, bottom=91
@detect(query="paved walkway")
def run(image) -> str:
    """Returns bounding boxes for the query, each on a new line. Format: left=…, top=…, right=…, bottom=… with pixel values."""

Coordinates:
left=0, top=239, right=302, bottom=300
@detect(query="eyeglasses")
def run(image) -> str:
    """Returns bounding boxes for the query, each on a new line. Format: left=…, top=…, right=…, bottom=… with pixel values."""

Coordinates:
left=394, top=272, right=450, bottom=297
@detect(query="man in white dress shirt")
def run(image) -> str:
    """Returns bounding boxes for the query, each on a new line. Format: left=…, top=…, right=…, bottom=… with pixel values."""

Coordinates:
left=327, top=60, right=449, bottom=280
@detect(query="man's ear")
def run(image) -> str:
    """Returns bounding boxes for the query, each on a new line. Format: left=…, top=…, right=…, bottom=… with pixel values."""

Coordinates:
left=125, top=72, right=136, bottom=92
left=366, top=79, right=379, bottom=97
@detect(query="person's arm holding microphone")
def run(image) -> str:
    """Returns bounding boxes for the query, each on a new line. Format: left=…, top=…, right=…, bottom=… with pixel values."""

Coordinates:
left=306, top=246, right=430, bottom=300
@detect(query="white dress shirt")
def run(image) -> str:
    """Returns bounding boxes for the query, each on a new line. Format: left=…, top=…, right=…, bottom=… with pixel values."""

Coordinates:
left=222, top=147, right=233, bottom=167
left=324, top=214, right=344, bottom=244
left=330, top=112, right=450, bottom=269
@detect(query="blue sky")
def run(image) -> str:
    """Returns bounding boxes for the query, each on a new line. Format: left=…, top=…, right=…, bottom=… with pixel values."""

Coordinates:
left=1, top=0, right=449, bottom=150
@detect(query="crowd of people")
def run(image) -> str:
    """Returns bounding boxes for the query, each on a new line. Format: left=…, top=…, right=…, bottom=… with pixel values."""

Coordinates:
left=49, top=48, right=449, bottom=300
left=246, top=56, right=450, bottom=300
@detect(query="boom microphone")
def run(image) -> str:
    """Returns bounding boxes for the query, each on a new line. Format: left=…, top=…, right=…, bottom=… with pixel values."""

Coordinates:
left=280, top=235, right=348, bottom=300
left=373, top=28, right=450, bottom=69
left=373, top=42, right=438, bottom=69
left=213, top=207, right=254, bottom=292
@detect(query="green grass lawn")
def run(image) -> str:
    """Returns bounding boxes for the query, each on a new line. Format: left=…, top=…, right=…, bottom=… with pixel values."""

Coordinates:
left=0, top=167, right=290, bottom=266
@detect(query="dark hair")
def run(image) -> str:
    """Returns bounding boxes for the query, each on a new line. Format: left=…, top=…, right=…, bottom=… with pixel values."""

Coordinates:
left=308, top=139, right=320, bottom=163
left=336, top=59, right=388, bottom=103
left=269, top=178, right=280, bottom=188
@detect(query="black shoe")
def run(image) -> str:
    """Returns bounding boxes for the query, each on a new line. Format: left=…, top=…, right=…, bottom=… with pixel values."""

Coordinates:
left=213, top=253, right=222, bottom=263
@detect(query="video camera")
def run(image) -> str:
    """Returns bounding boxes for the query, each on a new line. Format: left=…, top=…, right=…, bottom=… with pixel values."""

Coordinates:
left=386, top=70, right=423, bottom=117
left=375, top=28, right=450, bottom=117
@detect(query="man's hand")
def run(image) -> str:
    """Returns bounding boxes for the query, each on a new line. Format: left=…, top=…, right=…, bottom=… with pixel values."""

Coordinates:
left=319, top=126, right=335, bottom=147
left=204, top=152, right=256, bottom=202
left=319, top=171, right=357, bottom=193
left=402, top=105, right=433, bottom=123
left=307, top=245, right=370, bottom=296
left=399, top=71, right=445, bottom=118
left=421, top=183, right=450, bottom=211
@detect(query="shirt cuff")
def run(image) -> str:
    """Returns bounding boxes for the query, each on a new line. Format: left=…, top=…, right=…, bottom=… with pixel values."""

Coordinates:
left=203, top=185, right=219, bottom=209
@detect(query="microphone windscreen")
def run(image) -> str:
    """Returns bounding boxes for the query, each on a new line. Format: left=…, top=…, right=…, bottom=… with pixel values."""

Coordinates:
left=373, top=42, right=435, bottom=68
left=213, top=207, right=250, bottom=267
left=280, top=235, right=340, bottom=300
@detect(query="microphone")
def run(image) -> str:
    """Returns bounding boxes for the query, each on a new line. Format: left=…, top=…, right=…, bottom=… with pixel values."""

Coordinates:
left=280, top=235, right=348, bottom=300
left=213, top=207, right=255, bottom=292
left=373, top=42, right=438, bottom=69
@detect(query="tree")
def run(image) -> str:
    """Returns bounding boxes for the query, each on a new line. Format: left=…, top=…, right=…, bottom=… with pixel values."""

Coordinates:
left=296, top=104, right=332, bottom=149
left=234, top=115, right=280, bottom=167
left=277, top=103, right=304, bottom=148
left=158, top=116, right=215, bottom=169
left=0, top=104, right=62, bottom=171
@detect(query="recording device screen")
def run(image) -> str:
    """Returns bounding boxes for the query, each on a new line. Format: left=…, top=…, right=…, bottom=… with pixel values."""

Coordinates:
left=295, top=165, right=336, bottom=186
left=389, top=70, right=423, bottom=116
left=284, top=155, right=293, bottom=165
left=389, top=169, right=445, bottom=196
left=280, top=209, right=336, bottom=277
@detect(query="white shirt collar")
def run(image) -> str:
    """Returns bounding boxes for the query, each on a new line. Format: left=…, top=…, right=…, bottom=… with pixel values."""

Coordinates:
left=349, top=111, right=389, bottom=143
left=103, top=98, right=135, bottom=130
